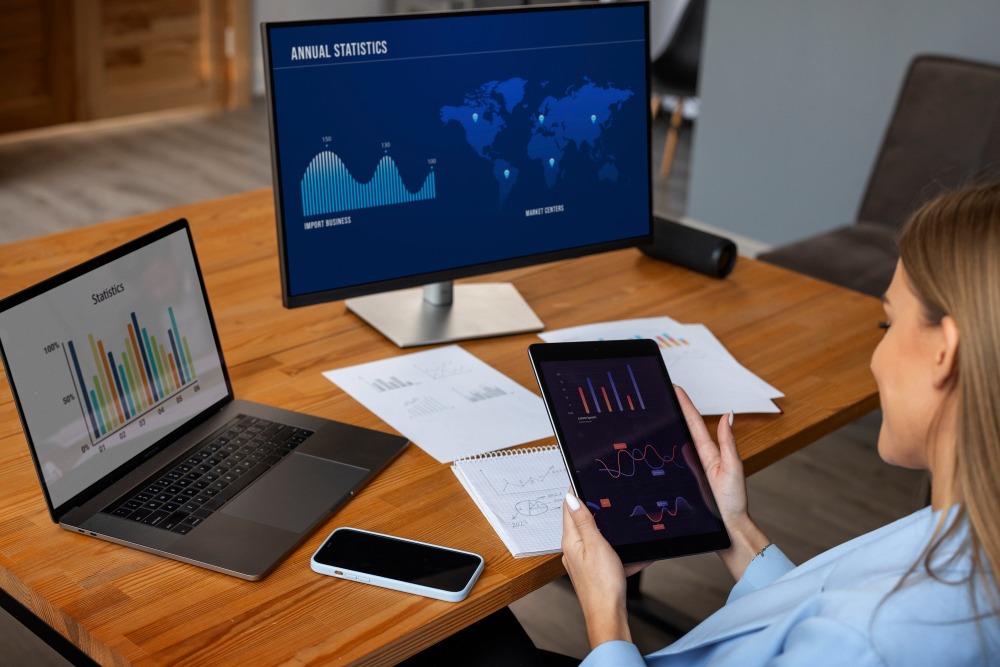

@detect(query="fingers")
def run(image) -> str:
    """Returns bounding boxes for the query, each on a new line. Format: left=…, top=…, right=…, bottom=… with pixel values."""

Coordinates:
left=716, top=410, right=743, bottom=472
left=674, top=385, right=721, bottom=469
left=623, top=561, right=652, bottom=578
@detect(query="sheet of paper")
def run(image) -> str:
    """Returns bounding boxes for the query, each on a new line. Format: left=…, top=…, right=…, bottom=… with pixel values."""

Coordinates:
left=539, top=317, right=782, bottom=415
left=323, top=345, right=553, bottom=463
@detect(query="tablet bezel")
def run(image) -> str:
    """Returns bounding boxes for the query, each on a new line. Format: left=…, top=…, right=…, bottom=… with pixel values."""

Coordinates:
left=528, top=339, right=731, bottom=564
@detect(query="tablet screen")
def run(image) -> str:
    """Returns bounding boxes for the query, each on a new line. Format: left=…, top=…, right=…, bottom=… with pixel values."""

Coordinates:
left=529, top=339, right=730, bottom=563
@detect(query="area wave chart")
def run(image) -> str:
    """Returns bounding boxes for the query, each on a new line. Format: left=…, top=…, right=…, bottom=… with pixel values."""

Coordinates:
left=300, top=150, right=436, bottom=217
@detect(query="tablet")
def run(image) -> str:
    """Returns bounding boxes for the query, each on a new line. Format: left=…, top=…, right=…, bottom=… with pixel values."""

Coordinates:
left=528, top=339, right=730, bottom=564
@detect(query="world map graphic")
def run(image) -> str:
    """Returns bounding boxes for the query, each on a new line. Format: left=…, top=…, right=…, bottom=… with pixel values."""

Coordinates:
left=440, top=77, right=633, bottom=207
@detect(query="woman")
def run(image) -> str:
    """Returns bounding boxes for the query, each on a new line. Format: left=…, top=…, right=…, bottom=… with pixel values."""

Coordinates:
left=562, top=182, right=1000, bottom=665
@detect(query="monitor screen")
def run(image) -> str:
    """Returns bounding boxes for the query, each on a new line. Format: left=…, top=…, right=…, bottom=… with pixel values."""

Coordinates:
left=262, top=2, right=652, bottom=345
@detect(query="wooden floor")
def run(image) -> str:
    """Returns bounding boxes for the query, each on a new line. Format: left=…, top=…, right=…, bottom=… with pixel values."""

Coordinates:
left=0, top=100, right=926, bottom=664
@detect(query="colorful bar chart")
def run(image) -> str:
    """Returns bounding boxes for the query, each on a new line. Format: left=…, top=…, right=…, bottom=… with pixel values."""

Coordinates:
left=577, top=364, right=645, bottom=414
left=301, top=150, right=436, bottom=217
left=66, top=306, right=197, bottom=442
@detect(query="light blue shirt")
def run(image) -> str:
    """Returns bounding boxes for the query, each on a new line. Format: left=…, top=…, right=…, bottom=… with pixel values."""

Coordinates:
left=581, top=507, right=1000, bottom=666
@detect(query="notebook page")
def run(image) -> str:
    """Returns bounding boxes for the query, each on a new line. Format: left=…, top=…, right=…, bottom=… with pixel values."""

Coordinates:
left=453, top=446, right=569, bottom=557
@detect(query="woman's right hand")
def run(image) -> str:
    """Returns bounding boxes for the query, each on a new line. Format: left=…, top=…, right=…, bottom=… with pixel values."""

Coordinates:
left=674, top=385, right=771, bottom=580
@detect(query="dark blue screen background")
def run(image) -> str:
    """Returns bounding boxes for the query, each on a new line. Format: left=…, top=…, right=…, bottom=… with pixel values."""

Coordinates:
left=266, top=4, right=650, bottom=298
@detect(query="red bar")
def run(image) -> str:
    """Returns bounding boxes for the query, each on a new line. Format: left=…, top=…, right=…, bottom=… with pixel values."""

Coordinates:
left=600, top=498, right=612, bottom=508
left=613, top=442, right=628, bottom=450
left=627, top=395, right=635, bottom=410
left=577, top=386, right=590, bottom=414
left=601, top=386, right=613, bottom=412
left=652, top=524, right=665, bottom=531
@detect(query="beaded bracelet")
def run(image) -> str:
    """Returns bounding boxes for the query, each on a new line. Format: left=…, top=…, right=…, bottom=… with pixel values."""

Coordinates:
left=751, top=543, right=773, bottom=562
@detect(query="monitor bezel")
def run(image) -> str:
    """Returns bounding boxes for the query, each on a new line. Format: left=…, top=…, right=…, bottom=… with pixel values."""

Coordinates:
left=261, top=1, right=654, bottom=309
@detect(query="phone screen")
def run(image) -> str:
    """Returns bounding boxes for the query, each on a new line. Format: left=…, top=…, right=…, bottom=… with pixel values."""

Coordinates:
left=312, top=529, right=483, bottom=593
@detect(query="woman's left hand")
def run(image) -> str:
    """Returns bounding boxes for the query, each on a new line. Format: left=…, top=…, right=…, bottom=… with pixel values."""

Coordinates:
left=562, top=491, right=638, bottom=649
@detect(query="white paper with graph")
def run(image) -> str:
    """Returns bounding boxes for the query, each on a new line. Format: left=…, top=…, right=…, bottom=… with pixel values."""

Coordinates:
left=452, top=444, right=571, bottom=557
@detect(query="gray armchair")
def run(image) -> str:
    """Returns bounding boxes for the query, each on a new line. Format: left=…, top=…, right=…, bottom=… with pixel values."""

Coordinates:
left=758, top=55, right=1000, bottom=298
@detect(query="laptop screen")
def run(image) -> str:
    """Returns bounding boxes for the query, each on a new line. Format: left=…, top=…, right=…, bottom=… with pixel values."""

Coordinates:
left=0, top=223, right=230, bottom=510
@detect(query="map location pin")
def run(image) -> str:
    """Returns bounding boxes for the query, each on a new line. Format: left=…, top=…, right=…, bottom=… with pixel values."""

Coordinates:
left=472, top=112, right=479, bottom=123
left=538, top=114, right=545, bottom=123
left=504, top=169, right=510, bottom=179
left=591, top=114, right=597, bottom=123
left=549, top=158, right=555, bottom=168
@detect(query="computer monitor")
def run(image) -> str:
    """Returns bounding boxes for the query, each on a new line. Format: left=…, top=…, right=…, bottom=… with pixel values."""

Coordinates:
left=262, top=1, right=652, bottom=347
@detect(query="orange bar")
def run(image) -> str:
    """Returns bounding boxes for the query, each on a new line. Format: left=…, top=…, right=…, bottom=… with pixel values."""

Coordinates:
left=627, top=395, right=635, bottom=410
left=613, top=442, right=628, bottom=450
left=128, top=324, right=154, bottom=404
left=97, top=339, right=125, bottom=423
left=652, top=524, right=665, bottom=531
left=577, top=386, right=590, bottom=414
left=601, top=386, right=613, bottom=412
left=168, top=353, right=181, bottom=390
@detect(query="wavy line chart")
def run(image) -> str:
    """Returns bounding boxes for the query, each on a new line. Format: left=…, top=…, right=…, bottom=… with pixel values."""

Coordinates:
left=483, top=463, right=566, bottom=496
left=595, top=442, right=685, bottom=478
left=630, top=497, right=694, bottom=523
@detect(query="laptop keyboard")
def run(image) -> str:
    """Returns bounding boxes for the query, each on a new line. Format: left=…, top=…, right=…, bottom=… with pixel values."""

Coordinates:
left=102, top=414, right=313, bottom=534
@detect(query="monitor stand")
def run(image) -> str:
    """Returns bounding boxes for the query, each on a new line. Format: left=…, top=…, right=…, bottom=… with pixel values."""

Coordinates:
left=345, top=281, right=544, bottom=348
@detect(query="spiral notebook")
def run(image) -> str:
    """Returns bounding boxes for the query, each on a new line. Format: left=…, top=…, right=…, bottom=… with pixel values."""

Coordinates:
left=451, top=445, right=569, bottom=558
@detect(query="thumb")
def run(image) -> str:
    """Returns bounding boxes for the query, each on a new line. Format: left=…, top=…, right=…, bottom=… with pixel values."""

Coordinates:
left=565, top=491, right=602, bottom=538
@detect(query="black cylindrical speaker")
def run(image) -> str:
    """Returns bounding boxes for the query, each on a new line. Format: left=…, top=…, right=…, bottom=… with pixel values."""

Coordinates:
left=640, top=216, right=737, bottom=278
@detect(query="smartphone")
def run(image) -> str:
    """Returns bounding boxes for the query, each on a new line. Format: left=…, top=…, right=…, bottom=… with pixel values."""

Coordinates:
left=310, top=527, right=485, bottom=602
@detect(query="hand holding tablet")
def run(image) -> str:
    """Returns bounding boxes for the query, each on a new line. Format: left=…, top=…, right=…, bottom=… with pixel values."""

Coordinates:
left=528, top=339, right=730, bottom=564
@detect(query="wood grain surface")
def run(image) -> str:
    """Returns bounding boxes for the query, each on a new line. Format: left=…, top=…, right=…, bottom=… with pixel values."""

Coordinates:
left=0, top=188, right=883, bottom=666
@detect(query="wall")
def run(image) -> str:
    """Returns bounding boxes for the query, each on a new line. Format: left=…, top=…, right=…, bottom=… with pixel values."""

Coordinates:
left=687, top=0, right=1000, bottom=247
left=251, top=0, right=389, bottom=96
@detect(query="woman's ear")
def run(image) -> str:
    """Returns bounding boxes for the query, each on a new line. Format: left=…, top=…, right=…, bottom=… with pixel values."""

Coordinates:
left=932, top=315, right=960, bottom=388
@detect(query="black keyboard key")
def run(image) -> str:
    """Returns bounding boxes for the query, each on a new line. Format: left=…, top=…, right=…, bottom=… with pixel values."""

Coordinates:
left=112, top=506, right=134, bottom=518
left=171, top=523, right=193, bottom=535
left=144, top=510, right=170, bottom=526
left=129, top=508, right=152, bottom=522
left=161, top=512, right=188, bottom=531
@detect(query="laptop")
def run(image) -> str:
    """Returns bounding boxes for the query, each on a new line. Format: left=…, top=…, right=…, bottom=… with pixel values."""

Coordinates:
left=0, top=219, right=408, bottom=580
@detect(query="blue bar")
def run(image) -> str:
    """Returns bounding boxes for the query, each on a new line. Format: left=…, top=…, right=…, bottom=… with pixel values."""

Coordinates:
left=107, top=351, right=130, bottom=420
left=608, top=371, right=624, bottom=411
left=119, top=363, right=137, bottom=417
left=90, top=389, right=106, bottom=435
left=627, top=364, right=646, bottom=410
left=167, top=329, right=185, bottom=386
left=168, top=307, right=189, bottom=384
left=587, top=376, right=602, bottom=414
left=68, top=340, right=100, bottom=439
left=141, top=327, right=164, bottom=399
left=131, top=312, right=158, bottom=402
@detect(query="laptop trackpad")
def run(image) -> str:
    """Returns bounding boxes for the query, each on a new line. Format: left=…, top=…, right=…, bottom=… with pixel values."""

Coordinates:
left=221, top=453, right=368, bottom=533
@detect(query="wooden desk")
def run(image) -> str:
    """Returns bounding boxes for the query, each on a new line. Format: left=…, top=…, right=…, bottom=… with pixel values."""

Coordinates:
left=0, top=189, right=882, bottom=665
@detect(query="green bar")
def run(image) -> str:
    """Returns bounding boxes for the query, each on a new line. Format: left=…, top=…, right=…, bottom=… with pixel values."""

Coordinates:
left=160, top=343, right=176, bottom=393
left=143, top=329, right=164, bottom=399
left=93, top=374, right=112, bottom=432
left=182, top=336, right=196, bottom=380
left=122, top=346, right=141, bottom=412
left=151, top=337, right=171, bottom=394
left=119, top=363, right=137, bottom=417
left=90, top=388, right=107, bottom=435
left=89, top=335, right=117, bottom=428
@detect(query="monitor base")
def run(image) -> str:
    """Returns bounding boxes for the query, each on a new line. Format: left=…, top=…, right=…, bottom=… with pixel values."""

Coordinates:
left=345, top=282, right=544, bottom=348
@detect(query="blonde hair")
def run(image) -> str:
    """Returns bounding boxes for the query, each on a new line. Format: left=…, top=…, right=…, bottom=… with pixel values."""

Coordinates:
left=897, top=180, right=1000, bottom=601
